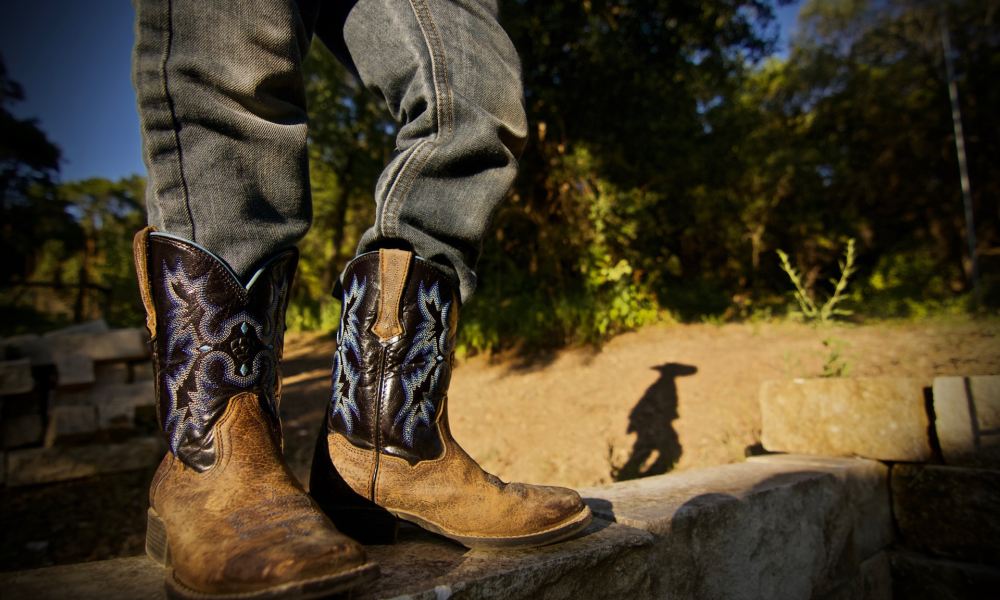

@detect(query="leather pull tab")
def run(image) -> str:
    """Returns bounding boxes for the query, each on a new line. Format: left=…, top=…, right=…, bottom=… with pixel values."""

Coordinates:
left=372, top=249, right=412, bottom=342
left=133, top=226, right=158, bottom=338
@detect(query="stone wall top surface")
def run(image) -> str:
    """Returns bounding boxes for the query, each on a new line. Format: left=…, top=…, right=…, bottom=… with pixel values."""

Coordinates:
left=0, top=520, right=654, bottom=600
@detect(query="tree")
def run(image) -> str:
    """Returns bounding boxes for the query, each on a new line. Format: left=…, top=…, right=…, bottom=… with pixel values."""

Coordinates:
left=57, top=177, right=147, bottom=324
left=0, top=58, right=80, bottom=286
left=780, top=0, right=1000, bottom=312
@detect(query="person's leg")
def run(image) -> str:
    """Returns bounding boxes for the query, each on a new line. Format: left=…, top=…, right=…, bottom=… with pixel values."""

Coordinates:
left=134, top=0, right=317, bottom=279
left=317, top=0, right=528, bottom=302
left=310, top=0, right=592, bottom=549
left=132, top=1, right=377, bottom=596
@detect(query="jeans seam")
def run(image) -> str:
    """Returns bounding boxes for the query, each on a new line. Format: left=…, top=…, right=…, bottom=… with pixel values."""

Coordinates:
left=380, top=0, right=455, bottom=239
left=380, top=139, right=431, bottom=238
left=160, top=0, right=196, bottom=239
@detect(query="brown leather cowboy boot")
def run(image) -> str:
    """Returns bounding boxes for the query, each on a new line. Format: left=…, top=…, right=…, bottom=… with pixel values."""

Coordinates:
left=309, top=249, right=592, bottom=549
left=134, top=228, right=377, bottom=599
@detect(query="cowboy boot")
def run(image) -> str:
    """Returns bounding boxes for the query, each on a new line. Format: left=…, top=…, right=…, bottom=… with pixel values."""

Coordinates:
left=309, top=249, right=592, bottom=549
left=134, top=228, right=377, bottom=599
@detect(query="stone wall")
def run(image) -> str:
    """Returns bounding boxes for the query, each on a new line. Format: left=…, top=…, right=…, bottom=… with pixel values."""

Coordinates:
left=1, top=454, right=893, bottom=600
left=0, top=320, right=164, bottom=487
left=761, top=375, right=1000, bottom=599
left=2, top=371, right=997, bottom=599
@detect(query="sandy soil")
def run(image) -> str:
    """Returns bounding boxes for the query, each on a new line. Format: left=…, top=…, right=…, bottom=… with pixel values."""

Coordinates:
left=3, top=319, right=997, bottom=571
left=279, top=319, right=1000, bottom=489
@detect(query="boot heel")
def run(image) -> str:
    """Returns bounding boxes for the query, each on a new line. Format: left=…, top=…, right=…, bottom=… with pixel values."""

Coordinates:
left=325, top=506, right=399, bottom=545
left=145, top=507, right=171, bottom=566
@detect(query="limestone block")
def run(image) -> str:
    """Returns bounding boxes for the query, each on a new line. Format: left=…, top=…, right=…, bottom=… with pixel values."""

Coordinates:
left=94, top=362, right=130, bottom=385
left=95, top=381, right=156, bottom=429
left=859, top=552, right=892, bottom=600
left=44, top=405, right=97, bottom=447
left=132, top=360, right=154, bottom=381
left=5, top=436, right=165, bottom=486
left=53, top=351, right=95, bottom=388
left=1, top=334, right=54, bottom=366
left=760, top=377, right=933, bottom=461
left=819, top=552, right=892, bottom=600
left=889, top=551, right=1000, bottom=600
left=0, top=521, right=654, bottom=599
left=363, top=520, right=654, bottom=599
left=50, top=388, right=96, bottom=407
left=583, top=457, right=891, bottom=600
left=43, top=319, right=109, bottom=337
left=0, top=556, right=164, bottom=599
left=2, top=413, right=44, bottom=449
left=891, top=463, right=1000, bottom=564
left=0, top=358, right=34, bottom=395
left=748, top=454, right=892, bottom=559
left=56, top=328, right=149, bottom=363
left=934, top=376, right=1000, bottom=468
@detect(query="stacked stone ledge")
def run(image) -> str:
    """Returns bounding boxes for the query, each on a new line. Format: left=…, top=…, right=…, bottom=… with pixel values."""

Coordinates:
left=0, top=320, right=163, bottom=487
left=761, top=375, right=1000, bottom=599
left=1, top=453, right=892, bottom=600
left=2, top=365, right=998, bottom=598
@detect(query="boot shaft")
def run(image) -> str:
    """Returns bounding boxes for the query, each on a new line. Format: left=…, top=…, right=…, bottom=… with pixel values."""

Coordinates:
left=329, top=249, right=459, bottom=464
left=133, top=228, right=297, bottom=471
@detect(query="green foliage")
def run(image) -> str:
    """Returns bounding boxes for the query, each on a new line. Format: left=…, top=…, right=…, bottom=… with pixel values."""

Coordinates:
left=820, top=336, right=851, bottom=377
left=8, top=0, right=1000, bottom=344
left=457, top=143, right=666, bottom=353
left=0, top=176, right=147, bottom=334
left=777, top=238, right=857, bottom=324
left=286, top=298, right=342, bottom=333
left=1, top=60, right=150, bottom=333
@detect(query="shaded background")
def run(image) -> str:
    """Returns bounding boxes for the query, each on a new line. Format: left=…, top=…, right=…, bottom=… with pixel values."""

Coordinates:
left=2, top=0, right=996, bottom=345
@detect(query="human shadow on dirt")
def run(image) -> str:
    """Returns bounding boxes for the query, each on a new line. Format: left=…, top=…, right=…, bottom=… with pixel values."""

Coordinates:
left=614, top=362, right=697, bottom=481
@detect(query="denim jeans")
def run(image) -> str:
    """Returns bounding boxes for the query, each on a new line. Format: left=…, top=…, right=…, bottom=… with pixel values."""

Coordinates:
left=133, top=0, right=527, bottom=301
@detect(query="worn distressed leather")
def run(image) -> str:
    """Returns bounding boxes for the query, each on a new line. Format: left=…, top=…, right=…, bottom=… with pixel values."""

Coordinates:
left=312, top=249, right=591, bottom=548
left=135, top=227, right=375, bottom=598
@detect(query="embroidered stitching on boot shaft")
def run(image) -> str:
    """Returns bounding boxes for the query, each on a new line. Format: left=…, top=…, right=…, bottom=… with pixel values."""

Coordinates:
left=147, top=233, right=295, bottom=470
left=396, top=280, right=451, bottom=447
left=331, top=275, right=368, bottom=434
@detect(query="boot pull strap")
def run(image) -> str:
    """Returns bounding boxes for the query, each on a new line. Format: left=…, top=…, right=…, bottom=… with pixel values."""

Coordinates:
left=372, top=249, right=412, bottom=342
left=133, top=226, right=158, bottom=338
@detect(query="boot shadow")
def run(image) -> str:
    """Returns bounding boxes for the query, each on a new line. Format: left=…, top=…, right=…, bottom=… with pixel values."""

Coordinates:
left=614, top=362, right=697, bottom=481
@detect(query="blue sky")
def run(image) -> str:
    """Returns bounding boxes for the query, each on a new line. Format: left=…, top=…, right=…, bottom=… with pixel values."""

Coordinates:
left=1, top=3, right=141, bottom=182
left=0, top=1, right=801, bottom=184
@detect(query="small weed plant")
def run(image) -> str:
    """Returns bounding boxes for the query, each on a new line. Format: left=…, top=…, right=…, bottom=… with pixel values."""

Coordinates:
left=820, top=336, right=851, bottom=377
left=777, top=238, right=857, bottom=324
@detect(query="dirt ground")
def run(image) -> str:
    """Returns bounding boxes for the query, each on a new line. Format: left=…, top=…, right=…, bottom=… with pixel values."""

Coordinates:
left=278, top=319, right=1000, bottom=489
left=2, top=319, right=998, bottom=571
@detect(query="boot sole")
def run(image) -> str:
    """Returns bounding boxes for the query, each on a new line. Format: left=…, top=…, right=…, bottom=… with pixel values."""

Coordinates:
left=391, top=505, right=594, bottom=550
left=146, top=508, right=379, bottom=599
left=323, top=503, right=594, bottom=550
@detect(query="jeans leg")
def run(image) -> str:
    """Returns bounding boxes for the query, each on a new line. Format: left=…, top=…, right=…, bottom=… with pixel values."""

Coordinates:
left=133, top=0, right=320, bottom=279
left=332, top=0, right=528, bottom=302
